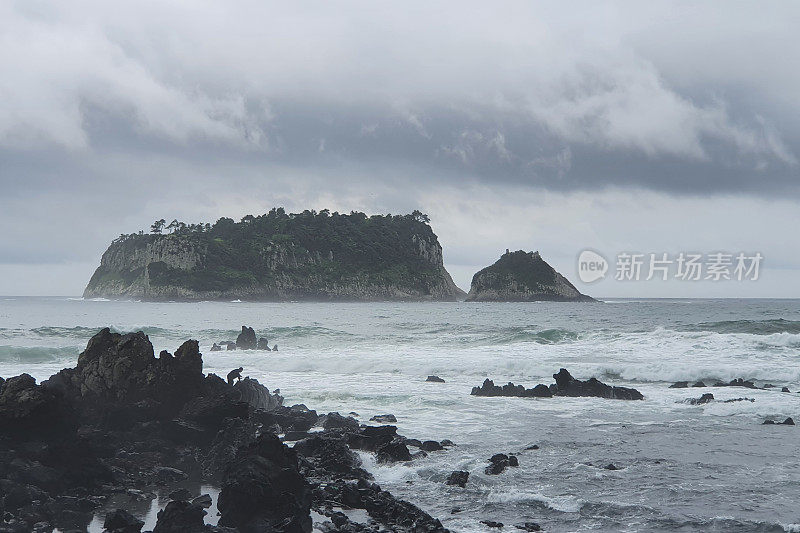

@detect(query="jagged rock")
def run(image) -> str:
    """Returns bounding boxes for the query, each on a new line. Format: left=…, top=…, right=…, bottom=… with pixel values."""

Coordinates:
left=321, top=412, right=360, bottom=433
left=782, top=387, right=791, bottom=393
left=692, top=381, right=706, bottom=387
left=217, top=433, right=311, bottom=532
left=714, top=378, right=756, bottom=389
left=294, top=434, right=365, bottom=476
left=210, top=343, right=222, bottom=352
left=669, top=381, right=689, bottom=388
left=103, top=508, right=144, bottom=533
left=470, top=379, right=552, bottom=398
left=426, top=376, right=445, bottom=383
left=235, top=327, right=256, bottom=350
left=485, top=453, right=517, bottom=475
left=192, top=494, right=213, bottom=508
left=445, top=471, right=469, bottom=487
left=376, top=440, right=413, bottom=463
left=685, top=393, right=715, bottom=405
left=764, top=418, right=794, bottom=425
left=472, top=369, right=643, bottom=400
left=232, top=377, right=283, bottom=411
left=369, top=414, right=397, bottom=423
left=257, top=337, right=271, bottom=350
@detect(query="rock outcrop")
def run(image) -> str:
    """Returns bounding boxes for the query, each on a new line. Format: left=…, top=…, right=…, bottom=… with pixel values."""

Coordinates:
left=0, top=329, right=452, bottom=533
left=466, top=250, right=594, bottom=302
left=83, top=210, right=465, bottom=302
left=471, top=368, right=643, bottom=400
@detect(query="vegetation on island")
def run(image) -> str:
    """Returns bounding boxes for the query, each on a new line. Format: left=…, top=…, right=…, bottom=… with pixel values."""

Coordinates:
left=88, top=208, right=458, bottom=299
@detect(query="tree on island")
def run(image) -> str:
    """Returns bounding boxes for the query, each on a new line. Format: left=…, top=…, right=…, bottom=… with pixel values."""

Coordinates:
left=150, top=219, right=166, bottom=234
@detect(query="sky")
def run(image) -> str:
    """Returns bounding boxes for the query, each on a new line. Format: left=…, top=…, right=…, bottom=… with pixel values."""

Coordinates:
left=1, top=1, right=799, bottom=297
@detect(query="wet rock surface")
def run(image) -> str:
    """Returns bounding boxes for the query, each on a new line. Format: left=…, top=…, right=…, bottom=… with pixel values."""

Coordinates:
left=472, top=368, right=643, bottom=400
left=0, top=328, right=454, bottom=533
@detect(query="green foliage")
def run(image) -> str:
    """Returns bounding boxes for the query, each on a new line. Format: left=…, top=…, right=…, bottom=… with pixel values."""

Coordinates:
left=474, top=250, right=557, bottom=291
left=115, top=209, right=442, bottom=294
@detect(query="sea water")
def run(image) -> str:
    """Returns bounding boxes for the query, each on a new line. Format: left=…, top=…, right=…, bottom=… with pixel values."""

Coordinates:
left=2, top=297, right=800, bottom=532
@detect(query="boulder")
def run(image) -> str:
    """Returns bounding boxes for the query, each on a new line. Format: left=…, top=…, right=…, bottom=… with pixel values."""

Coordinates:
left=420, top=440, right=444, bottom=452
left=426, top=376, right=446, bottom=383
left=481, top=520, right=504, bottom=528
left=235, top=327, right=257, bottom=350
left=515, top=522, right=542, bottom=531
left=485, top=453, right=517, bottom=475
left=669, top=381, right=689, bottom=388
left=257, top=337, right=271, bottom=351
left=370, top=414, right=397, bottom=423
left=210, top=343, right=222, bottom=352
left=321, top=412, right=360, bottom=433
left=217, top=434, right=311, bottom=532
left=232, top=377, right=283, bottom=411
left=153, top=500, right=207, bottom=533
left=104, top=508, right=144, bottom=533
left=692, top=381, right=706, bottom=387
left=445, top=471, right=469, bottom=487
left=714, top=378, right=756, bottom=389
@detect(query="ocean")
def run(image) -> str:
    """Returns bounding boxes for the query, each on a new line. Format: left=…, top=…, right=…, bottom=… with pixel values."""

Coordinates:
left=2, top=297, right=800, bottom=532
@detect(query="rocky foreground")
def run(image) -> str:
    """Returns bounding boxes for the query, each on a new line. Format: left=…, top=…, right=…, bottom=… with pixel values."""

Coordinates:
left=0, top=328, right=451, bottom=533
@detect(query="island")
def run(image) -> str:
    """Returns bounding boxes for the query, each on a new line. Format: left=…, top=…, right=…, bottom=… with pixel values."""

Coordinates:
left=84, top=209, right=466, bottom=301
left=465, top=250, right=595, bottom=302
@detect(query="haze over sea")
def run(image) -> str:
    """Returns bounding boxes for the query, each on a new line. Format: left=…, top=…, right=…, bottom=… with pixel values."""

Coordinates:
left=3, top=296, right=800, bottom=532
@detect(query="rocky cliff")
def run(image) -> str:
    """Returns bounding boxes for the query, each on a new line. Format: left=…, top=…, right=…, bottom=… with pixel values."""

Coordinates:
left=466, top=250, right=595, bottom=302
left=84, top=210, right=465, bottom=301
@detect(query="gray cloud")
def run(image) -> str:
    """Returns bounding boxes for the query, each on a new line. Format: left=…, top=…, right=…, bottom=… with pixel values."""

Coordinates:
left=2, top=1, right=800, bottom=296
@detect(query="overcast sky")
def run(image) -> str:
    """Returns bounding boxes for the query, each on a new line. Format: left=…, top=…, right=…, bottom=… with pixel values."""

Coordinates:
left=1, top=1, right=799, bottom=297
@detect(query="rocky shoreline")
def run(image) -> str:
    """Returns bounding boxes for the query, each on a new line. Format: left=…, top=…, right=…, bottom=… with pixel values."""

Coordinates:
left=0, top=329, right=454, bottom=533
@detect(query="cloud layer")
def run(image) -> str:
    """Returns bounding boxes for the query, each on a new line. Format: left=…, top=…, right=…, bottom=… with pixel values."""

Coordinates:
left=2, top=1, right=800, bottom=295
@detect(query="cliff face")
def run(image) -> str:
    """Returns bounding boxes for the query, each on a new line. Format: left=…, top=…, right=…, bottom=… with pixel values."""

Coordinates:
left=466, top=250, right=594, bottom=302
left=84, top=211, right=466, bottom=301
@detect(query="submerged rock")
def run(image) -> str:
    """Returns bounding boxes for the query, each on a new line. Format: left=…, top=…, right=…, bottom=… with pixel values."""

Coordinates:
left=257, top=337, right=271, bottom=350
left=714, top=378, right=756, bottom=389
left=210, top=343, right=222, bottom=352
left=685, top=393, right=715, bottom=405
left=426, top=375, right=446, bottom=383
left=669, top=381, right=689, bottom=388
left=763, top=417, right=794, bottom=425
left=485, top=453, right=518, bottom=475
left=446, top=471, right=469, bottom=487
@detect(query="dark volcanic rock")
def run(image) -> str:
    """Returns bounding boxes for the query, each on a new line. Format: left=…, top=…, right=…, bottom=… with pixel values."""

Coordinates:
left=232, top=377, right=282, bottom=411
left=445, top=471, right=469, bottom=487
left=764, top=418, right=795, bottom=425
left=0, top=373, right=76, bottom=439
left=210, top=343, right=222, bottom=352
left=471, top=379, right=552, bottom=398
left=714, top=378, right=756, bottom=389
left=485, top=453, right=518, bottom=475
left=370, top=414, right=397, bottom=423
left=669, top=381, right=689, bottom=388
left=426, top=375, right=446, bottom=383
left=104, top=508, right=144, bottom=533
left=481, top=520, right=504, bottom=528
left=257, top=337, right=270, bottom=350
left=685, top=393, right=715, bottom=405
left=321, top=412, right=360, bottom=433
left=421, top=440, right=444, bottom=452
left=692, top=381, right=706, bottom=387
left=515, top=522, right=542, bottom=531
left=472, top=369, right=643, bottom=400
left=217, top=433, right=311, bottom=532
left=153, top=499, right=208, bottom=533
left=235, top=327, right=256, bottom=350
left=552, top=369, right=643, bottom=400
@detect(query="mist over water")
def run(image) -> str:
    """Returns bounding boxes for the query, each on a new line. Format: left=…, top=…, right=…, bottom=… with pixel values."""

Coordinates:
left=2, top=297, right=800, bottom=531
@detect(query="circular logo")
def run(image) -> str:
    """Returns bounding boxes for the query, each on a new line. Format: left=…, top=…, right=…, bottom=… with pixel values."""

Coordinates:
left=577, top=250, right=608, bottom=283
